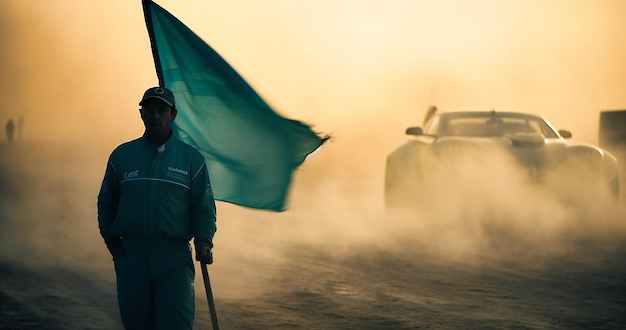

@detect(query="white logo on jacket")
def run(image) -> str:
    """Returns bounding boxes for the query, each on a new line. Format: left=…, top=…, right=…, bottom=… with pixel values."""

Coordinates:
left=168, top=166, right=188, bottom=176
left=123, top=170, right=140, bottom=179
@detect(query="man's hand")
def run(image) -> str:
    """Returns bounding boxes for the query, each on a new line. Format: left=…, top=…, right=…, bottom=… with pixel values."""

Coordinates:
left=195, top=240, right=213, bottom=264
left=105, top=237, right=126, bottom=258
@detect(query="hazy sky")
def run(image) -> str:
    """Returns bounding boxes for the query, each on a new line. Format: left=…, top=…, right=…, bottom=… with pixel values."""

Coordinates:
left=1, top=0, right=625, bottom=145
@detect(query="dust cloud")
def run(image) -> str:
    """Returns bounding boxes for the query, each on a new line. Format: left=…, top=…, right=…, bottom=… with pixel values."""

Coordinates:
left=202, top=136, right=626, bottom=300
left=2, top=0, right=626, bottom=144
left=1, top=0, right=626, bottom=308
left=0, top=1, right=152, bottom=143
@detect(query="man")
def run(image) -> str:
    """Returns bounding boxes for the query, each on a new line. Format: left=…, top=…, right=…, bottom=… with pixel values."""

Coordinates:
left=5, top=118, right=15, bottom=143
left=98, top=86, right=217, bottom=329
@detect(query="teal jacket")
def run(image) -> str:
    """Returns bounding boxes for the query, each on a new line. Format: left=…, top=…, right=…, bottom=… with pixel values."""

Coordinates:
left=97, top=135, right=216, bottom=245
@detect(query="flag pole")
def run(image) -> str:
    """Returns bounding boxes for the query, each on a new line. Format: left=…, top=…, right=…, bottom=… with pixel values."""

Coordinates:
left=201, top=261, right=220, bottom=330
left=141, top=0, right=165, bottom=86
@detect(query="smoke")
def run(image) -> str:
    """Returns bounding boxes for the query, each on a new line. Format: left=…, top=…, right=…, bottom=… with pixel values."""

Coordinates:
left=298, top=141, right=625, bottom=253
left=3, top=0, right=626, bottom=143
left=0, top=1, right=153, bottom=143
left=197, top=131, right=626, bottom=300
left=1, top=0, right=626, bottom=302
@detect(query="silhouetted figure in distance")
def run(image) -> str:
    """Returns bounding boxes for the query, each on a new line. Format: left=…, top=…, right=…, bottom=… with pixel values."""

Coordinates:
left=5, top=118, right=15, bottom=144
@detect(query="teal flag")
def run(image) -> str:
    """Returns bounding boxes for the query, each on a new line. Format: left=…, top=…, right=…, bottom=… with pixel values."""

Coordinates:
left=142, top=1, right=328, bottom=211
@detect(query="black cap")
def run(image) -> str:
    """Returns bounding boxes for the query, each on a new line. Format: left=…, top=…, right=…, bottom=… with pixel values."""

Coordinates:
left=139, top=86, right=175, bottom=107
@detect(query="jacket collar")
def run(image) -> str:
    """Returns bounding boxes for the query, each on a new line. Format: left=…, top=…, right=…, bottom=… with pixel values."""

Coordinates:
left=142, top=131, right=176, bottom=155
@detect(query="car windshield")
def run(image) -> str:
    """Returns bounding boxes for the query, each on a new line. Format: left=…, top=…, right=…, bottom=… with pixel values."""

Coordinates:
left=439, top=112, right=559, bottom=138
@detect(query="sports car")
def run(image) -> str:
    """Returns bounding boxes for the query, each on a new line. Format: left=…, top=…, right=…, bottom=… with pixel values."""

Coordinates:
left=384, top=107, right=620, bottom=212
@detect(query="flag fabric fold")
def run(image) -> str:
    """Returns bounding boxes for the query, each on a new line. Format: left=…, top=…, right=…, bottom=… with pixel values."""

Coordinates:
left=142, top=0, right=328, bottom=211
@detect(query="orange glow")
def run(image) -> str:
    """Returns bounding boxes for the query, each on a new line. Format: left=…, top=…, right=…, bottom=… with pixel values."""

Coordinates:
left=2, top=1, right=626, bottom=313
left=1, top=0, right=625, bottom=146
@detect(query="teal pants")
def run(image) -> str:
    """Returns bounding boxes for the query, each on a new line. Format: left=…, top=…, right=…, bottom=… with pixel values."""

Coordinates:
left=114, top=239, right=195, bottom=330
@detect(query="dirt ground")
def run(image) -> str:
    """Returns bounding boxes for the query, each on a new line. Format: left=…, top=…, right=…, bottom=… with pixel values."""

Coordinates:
left=1, top=141, right=625, bottom=329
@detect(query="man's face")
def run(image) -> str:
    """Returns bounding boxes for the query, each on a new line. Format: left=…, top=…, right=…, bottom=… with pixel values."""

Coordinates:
left=140, top=98, right=176, bottom=137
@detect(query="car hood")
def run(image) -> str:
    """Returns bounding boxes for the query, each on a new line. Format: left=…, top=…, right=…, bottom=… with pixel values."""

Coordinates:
left=432, top=134, right=566, bottom=169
